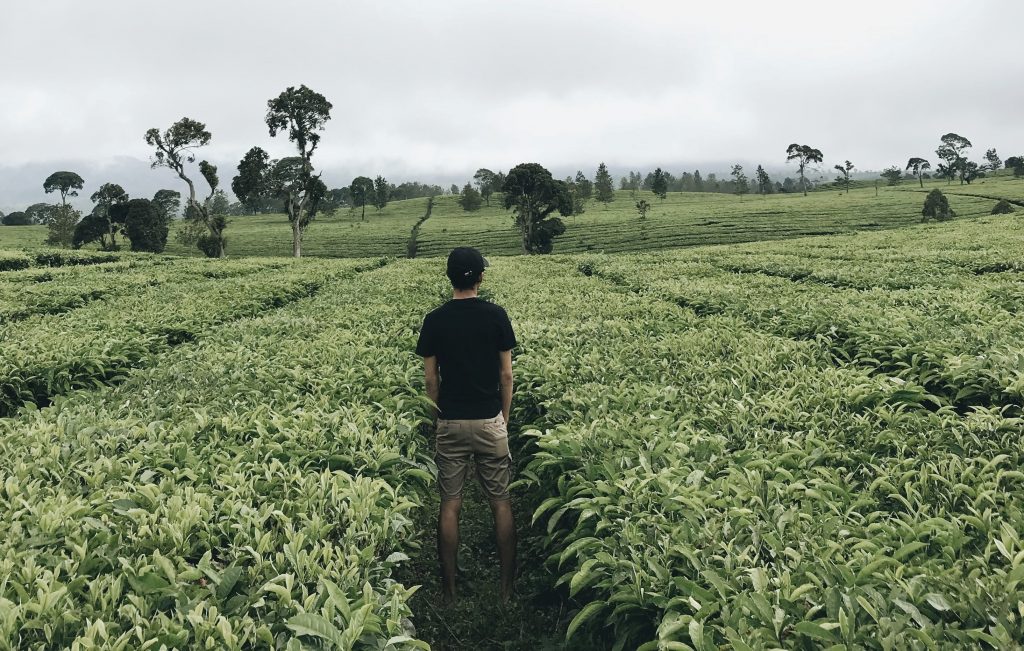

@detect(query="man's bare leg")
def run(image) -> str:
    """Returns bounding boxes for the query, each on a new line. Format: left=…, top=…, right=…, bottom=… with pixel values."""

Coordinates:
left=490, top=498, right=517, bottom=602
left=438, top=497, right=462, bottom=603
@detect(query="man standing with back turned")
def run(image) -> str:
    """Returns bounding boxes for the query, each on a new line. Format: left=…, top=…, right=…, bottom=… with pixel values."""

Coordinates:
left=416, top=247, right=517, bottom=604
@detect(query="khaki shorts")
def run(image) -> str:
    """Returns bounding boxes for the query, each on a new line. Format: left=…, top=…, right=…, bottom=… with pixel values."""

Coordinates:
left=435, top=412, right=512, bottom=502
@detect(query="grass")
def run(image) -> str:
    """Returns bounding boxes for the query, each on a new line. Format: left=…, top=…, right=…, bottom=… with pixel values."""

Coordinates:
left=2, top=175, right=1019, bottom=259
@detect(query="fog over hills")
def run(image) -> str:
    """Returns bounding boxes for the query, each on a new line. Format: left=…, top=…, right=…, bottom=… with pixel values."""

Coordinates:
left=1, top=0, right=1022, bottom=214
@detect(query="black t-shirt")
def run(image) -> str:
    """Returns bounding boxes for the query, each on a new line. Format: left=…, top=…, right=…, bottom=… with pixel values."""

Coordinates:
left=415, top=298, right=516, bottom=419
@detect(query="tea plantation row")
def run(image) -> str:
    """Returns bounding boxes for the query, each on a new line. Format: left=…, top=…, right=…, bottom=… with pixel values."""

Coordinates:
left=1, top=214, right=1023, bottom=648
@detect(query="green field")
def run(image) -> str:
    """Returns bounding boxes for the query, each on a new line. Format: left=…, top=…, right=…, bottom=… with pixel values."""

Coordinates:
left=2, top=175, right=1020, bottom=258
left=2, top=211, right=1024, bottom=648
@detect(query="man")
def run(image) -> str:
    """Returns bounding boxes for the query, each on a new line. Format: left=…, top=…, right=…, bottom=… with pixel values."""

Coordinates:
left=415, top=246, right=517, bottom=604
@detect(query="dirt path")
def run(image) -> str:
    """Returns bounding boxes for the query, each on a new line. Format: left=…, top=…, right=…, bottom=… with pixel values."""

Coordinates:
left=395, top=425, right=599, bottom=650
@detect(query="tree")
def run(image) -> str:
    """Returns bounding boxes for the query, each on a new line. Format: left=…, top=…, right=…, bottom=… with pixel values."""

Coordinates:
left=881, top=166, right=903, bottom=186
left=984, top=148, right=1001, bottom=173
left=628, top=171, right=642, bottom=198
left=231, top=146, right=271, bottom=215
left=349, top=176, right=375, bottom=220
left=935, top=133, right=972, bottom=185
left=25, top=202, right=56, bottom=225
left=265, top=85, right=333, bottom=257
left=935, top=163, right=957, bottom=184
left=574, top=171, right=593, bottom=203
left=906, top=157, right=931, bottom=188
left=635, top=199, right=651, bottom=220
left=121, top=198, right=170, bottom=252
left=785, top=144, right=824, bottom=196
left=755, top=165, right=771, bottom=195
left=1006, top=156, right=1024, bottom=178
left=922, top=189, right=953, bottom=222
left=318, top=188, right=348, bottom=216
left=208, top=189, right=231, bottom=216
left=651, top=168, right=668, bottom=199
left=72, top=211, right=108, bottom=248
left=1, top=211, right=30, bottom=225
left=565, top=176, right=586, bottom=217
left=502, top=163, right=572, bottom=254
left=473, top=169, right=497, bottom=206
left=961, top=161, right=983, bottom=184
left=594, top=162, right=615, bottom=205
left=457, top=182, right=483, bottom=211
left=144, top=117, right=225, bottom=257
left=373, top=175, right=390, bottom=211
left=694, top=170, right=704, bottom=192
left=264, top=156, right=327, bottom=252
left=833, top=160, right=854, bottom=194
left=731, top=164, right=750, bottom=198
left=45, top=205, right=81, bottom=247
left=449, top=184, right=459, bottom=195
left=43, top=171, right=85, bottom=209
left=88, top=182, right=129, bottom=249
left=152, top=189, right=181, bottom=222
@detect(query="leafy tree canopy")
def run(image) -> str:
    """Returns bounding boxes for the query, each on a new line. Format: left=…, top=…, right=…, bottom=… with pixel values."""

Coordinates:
left=2, top=211, right=31, bottom=225
left=458, top=182, right=483, bottom=212
left=785, top=144, right=823, bottom=195
left=43, top=171, right=85, bottom=206
left=881, top=166, right=904, bottom=185
left=502, top=163, right=572, bottom=254
left=72, top=212, right=108, bottom=249
left=1005, top=156, right=1024, bottom=178
left=594, top=162, right=615, bottom=204
left=651, top=168, right=668, bottom=199
left=232, top=146, right=271, bottom=214
left=266, top=85, right=333, bottom=159
left=349, top=176, right=375, bottom=220
left=123, top=198, right=170, bottom=252
left=152, top=190, right=182, bottom=221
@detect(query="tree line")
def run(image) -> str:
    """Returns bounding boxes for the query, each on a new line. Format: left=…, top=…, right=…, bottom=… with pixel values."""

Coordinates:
left=4, top=108, right=1021, bottom=258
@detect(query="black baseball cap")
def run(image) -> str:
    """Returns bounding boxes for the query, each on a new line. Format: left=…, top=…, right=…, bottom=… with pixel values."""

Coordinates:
left=446, top=246, right=489, bottom=278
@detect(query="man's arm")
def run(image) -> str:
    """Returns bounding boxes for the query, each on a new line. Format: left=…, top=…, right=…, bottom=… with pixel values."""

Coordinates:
left=499, top=349, right=513, bottom=426
left=424, top=356, right=440, bottom=422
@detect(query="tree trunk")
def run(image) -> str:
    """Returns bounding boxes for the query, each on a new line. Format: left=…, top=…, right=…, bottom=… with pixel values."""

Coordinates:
left=293, top=220, right=302, bottom=258
left=361, top=203, right=366, bottom=221
left=919, top=175, right=923, bottom=188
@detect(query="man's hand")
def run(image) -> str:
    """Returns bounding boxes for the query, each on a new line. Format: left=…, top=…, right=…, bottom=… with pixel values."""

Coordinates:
left=499, top=349, right=513, bottom=427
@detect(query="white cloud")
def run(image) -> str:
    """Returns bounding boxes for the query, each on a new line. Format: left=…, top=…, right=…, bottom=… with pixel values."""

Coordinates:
left=0, top=0, right=1021, bottom=211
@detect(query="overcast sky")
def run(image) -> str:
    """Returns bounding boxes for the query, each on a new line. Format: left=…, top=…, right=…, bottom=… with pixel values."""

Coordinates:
left=1, top=0, right=1022, bottom=212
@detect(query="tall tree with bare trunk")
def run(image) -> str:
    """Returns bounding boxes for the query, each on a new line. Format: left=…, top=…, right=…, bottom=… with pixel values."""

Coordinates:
left=265, top=85, right=333, bottom=257
left=906, top=157, right=931, bottom=188
left=144, top=118, right=225, bottom=257
left=786, top=144, right=823, bottom=196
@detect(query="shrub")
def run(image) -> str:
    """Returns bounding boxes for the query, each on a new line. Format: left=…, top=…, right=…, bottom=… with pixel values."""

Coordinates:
left=922, top=189, right=954, bottom=222
left=991, top=199, right=1016, bottom=215
left=0, top=252, right=32, bottom=271
left=44, top=205, right=80, bottom=247
left=123, top=198, right=169, bottom=253
left=197, top=234, right=224, bottom=258
left=1, top=211, right=32, bottom=225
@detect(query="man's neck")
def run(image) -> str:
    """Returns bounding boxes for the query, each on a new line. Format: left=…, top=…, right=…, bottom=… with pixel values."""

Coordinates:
left=452, top=288, right=478, bottom=300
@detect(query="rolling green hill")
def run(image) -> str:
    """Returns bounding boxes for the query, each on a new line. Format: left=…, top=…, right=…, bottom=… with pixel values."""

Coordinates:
left=1, top=175, right=1020, bottom=258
